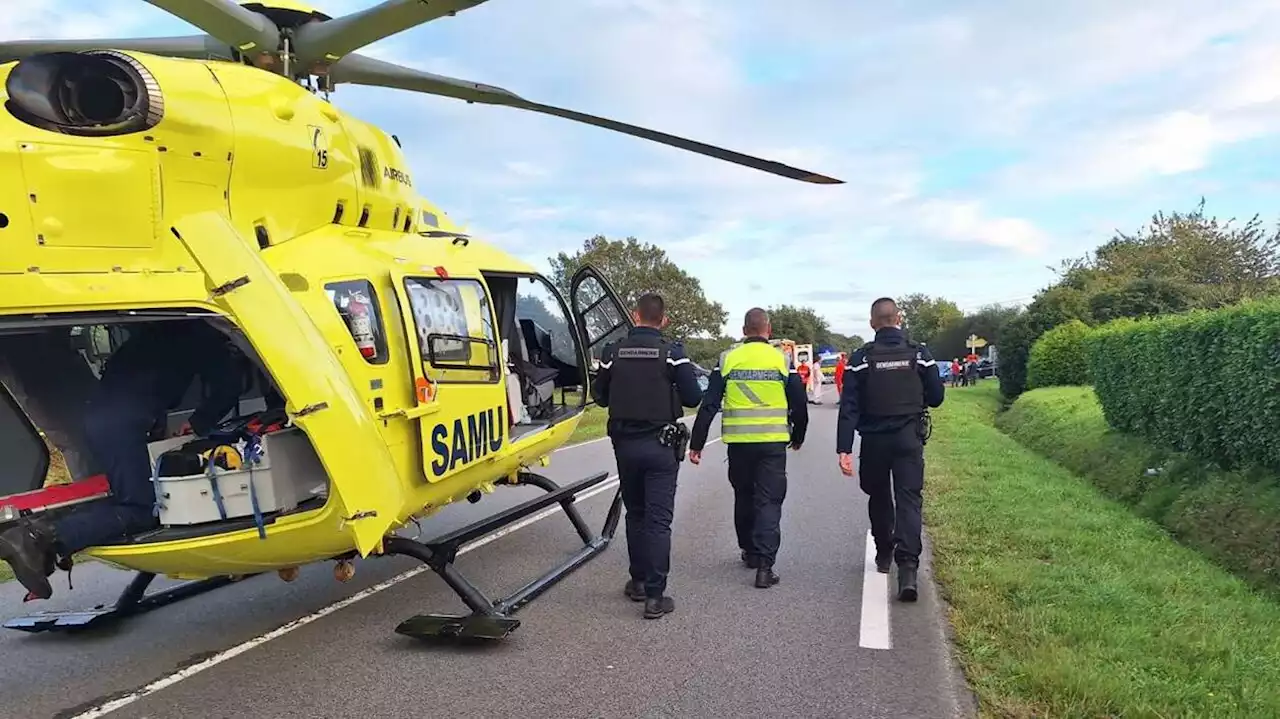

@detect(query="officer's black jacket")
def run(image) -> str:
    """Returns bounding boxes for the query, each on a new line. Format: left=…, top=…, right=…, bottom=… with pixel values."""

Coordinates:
left=590, top=326, right=703, bottom=439
left=689, top=336, right=809, bottom=452
left=99, top=322, right=246, bottom=436
left=836, top=326, right=945, bottom=454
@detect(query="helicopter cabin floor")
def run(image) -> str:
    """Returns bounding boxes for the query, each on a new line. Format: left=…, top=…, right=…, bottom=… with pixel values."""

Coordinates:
left=509, top=402, right=583, bottom=444
left=0, top=314, right=331, bottom=550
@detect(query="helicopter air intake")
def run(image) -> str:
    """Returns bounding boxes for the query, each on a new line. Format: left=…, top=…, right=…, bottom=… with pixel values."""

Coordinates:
left=4, top=50, right=164, bottom=137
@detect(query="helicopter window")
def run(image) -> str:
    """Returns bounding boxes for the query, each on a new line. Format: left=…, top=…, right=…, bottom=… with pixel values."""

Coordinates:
left=323, top=280, right=389, bottom=365
left=514, top=276, right=579, bottom=369
left=403, top=277, right=500, bottom=384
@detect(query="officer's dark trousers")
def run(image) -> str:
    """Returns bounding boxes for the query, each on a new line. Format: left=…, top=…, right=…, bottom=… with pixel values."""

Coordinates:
left=726, top=441, right=788, bottom=567
left=612, top=434, right=679, bottom=599
left=858, top=422, right=925, bottom=567
left=53, top=397, right=161, bottom=557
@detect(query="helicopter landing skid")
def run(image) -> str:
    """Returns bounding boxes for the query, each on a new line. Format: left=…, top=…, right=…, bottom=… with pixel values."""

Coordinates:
left=4, top=571, right=243, bottom=633
left=383, top=470, right=623, bottom=641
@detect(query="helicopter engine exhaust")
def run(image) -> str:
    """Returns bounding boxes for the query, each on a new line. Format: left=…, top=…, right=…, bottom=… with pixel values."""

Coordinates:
left=4, top=50, right=164, bottom=137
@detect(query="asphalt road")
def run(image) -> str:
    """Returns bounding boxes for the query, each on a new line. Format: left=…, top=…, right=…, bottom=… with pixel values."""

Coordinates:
left=0, top=406, right=975, bottom=719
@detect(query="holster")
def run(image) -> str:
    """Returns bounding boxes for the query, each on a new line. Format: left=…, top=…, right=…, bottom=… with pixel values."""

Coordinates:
left=916, top=411, right=933, bottom=446
left=659, top=422, right=690, bottom=461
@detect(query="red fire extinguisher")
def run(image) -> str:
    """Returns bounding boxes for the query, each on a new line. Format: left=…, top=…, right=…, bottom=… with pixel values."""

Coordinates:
left=347, top=292, right=377, bottom=359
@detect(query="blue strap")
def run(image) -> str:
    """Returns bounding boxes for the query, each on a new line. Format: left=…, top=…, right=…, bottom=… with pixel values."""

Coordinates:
left=205, top=450, right=229, bottom=521
left=150, top=455, right=164, bottom=518
left=245, top=434, right=266, bottom=540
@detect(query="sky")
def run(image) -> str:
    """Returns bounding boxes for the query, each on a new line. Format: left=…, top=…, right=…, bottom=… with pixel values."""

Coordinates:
left=7, top=1, right=1280, bottom=338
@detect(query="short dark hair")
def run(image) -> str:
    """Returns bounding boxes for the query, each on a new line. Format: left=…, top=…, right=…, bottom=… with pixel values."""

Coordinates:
left=635, top=293, right=665, bottom=324
left=871, top=297, right=898, bottom=325
left=743, top=307, right=769, bottom=334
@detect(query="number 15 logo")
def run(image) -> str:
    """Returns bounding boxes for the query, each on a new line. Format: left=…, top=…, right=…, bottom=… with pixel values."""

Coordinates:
left=309, top=125, right=329, bottom=169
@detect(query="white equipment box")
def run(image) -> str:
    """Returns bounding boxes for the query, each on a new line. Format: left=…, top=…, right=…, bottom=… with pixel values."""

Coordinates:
left=147, top=427, right=327, bottom=526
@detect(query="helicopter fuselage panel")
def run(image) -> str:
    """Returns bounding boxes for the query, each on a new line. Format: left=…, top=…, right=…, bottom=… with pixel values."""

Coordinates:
left=0, top=50, right=627, bottom=580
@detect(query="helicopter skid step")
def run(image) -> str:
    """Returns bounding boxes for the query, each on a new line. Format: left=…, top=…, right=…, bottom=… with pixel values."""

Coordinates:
left=395, top=613, right=521, bottom=640
left=4, top=572, right=240, bottom=634
left=384, top=470, right=623, bottom=642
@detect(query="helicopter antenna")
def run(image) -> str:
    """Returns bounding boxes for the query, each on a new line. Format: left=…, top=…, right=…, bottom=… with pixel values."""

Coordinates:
left=0, top=0, right=845, bottom=184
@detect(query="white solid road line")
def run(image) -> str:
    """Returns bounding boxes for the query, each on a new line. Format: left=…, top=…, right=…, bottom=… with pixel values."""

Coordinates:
left=858, top=529, right=892, bottom=650
left=68, top=434, right=723, bottom=719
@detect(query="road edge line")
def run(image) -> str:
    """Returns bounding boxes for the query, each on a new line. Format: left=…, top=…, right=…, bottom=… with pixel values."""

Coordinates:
left=858, top=529, right=892, bottom=650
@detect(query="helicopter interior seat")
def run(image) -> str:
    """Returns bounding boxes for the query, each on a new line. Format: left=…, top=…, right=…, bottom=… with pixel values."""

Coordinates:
left=510, top=320, right=558, bottom=423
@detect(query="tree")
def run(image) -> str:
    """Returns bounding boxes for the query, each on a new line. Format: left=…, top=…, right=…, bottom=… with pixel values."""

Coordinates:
left=548, top=235, right=728, bottom=339
left=826, top=332, right=866, bottom=353
left=996, top=198, right=1280, bottom=399
left=931, top=304, right=1021, bottom=360
left=764, top=304, right=829, bottom=345
left=997, top=285, right=1093, bottom=398
left=1087, top=276, right=1201, bottom=323
left=683, top=336, right=735, bottom=367
left=896, top=293, right=964, bottom=345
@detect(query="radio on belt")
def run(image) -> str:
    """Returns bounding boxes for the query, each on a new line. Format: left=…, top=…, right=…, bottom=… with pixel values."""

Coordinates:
left=147, top=427, right=326, bottom=526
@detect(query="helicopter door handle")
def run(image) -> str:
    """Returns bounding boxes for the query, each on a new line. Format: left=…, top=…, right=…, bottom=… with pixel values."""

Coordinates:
left=379, top=404, right=440, bottom=421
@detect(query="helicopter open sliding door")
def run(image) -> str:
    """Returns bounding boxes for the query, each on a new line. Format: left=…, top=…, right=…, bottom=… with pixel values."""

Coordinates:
left=169, top=212, right=403, bottom=557
left=388, top=269, right=508, bottom=484
left=568, top=265, right=634, bottom=406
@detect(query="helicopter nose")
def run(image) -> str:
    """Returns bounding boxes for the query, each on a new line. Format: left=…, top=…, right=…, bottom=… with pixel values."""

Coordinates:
left=5, top=50, right=164, bottom=137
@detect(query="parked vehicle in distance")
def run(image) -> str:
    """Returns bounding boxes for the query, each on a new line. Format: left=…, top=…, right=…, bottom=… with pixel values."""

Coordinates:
left=977, top=358, right=998, bottom=378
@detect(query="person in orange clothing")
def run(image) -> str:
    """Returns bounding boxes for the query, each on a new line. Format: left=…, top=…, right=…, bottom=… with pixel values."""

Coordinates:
left=795, top=350, right=812, bottom=389
left=834, top=352, right=847, bottom=396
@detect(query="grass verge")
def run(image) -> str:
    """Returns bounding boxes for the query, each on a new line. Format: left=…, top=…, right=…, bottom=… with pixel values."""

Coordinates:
left=995, top=385, right=1280, bottom=598
left=925, top=382, right=1280, bottom=718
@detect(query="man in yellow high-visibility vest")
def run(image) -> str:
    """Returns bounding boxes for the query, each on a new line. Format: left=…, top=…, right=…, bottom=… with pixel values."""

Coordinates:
left=689, top=308, right=808, bottom=588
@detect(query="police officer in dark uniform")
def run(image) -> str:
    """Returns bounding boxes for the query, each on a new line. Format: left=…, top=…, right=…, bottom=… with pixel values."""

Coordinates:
left=836, top=297, right=945, bottom=602
left=591, top=293, right=703, bottom=619
left=0, top=320, right=246, bottom=600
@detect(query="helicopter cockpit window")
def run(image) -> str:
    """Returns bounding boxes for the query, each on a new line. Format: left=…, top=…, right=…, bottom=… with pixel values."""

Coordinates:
left=514, top=276, right=579, bottom=370
left=403, top=277, right=500, bottom=384
left=324, top=280, right=389, bottom=365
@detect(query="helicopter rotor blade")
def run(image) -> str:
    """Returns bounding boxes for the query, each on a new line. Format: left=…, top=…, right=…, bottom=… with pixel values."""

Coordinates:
left=142, top=0, right=280, bottom=55
left=327, top=54, right=844, bottom=185
left=0, top=35, right=235, bottom=64
left=293, top=0, right=490, bottom=66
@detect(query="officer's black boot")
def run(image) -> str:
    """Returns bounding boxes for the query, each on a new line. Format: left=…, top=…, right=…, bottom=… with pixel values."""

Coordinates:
left=874, top=545, right=893, bottom=574
left=0, top=518, right=58, bottom=600
left=896, top=564, right=918, bottom=602
left=754, top=564, right=780, bottom=588
left=624, top=579, right=645, bottom=602
left=740, top=550, right=760, bottom=569
left=643, top=596, right=675, bottom=619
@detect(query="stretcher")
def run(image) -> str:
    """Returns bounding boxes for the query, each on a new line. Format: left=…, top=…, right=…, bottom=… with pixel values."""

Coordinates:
left=0, top=475, right=111, bottom=525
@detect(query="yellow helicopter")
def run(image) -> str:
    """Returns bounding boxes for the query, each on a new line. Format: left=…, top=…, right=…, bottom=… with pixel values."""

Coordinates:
left=0, top=0, right=843, bottom=640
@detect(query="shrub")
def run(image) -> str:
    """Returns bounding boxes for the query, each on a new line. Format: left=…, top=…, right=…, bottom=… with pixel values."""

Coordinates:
left=996, top=285, right=1093, bottom=399
left=1025, top=319, right=1092, bottom=389
left=1084, top=297, right=1280, bottom=472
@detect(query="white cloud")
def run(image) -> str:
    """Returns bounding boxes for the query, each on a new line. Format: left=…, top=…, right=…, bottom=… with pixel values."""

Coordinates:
left=917, top=200, right=1049, bottom=255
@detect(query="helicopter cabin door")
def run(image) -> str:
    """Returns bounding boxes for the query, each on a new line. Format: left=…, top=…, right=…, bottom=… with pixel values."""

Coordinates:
left=568, top=265, right=635, bottom=406
left=170, top=212, right=402, bottom=557
left=390, top=269, right=507, bottom=483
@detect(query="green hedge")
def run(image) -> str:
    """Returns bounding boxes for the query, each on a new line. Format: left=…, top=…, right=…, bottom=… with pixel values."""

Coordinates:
left=1025, top=319, right=1092, bottom=389
left=1085, top=297, right=1280, bottom=472
left=995, top=386, right=1280, bottom=599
